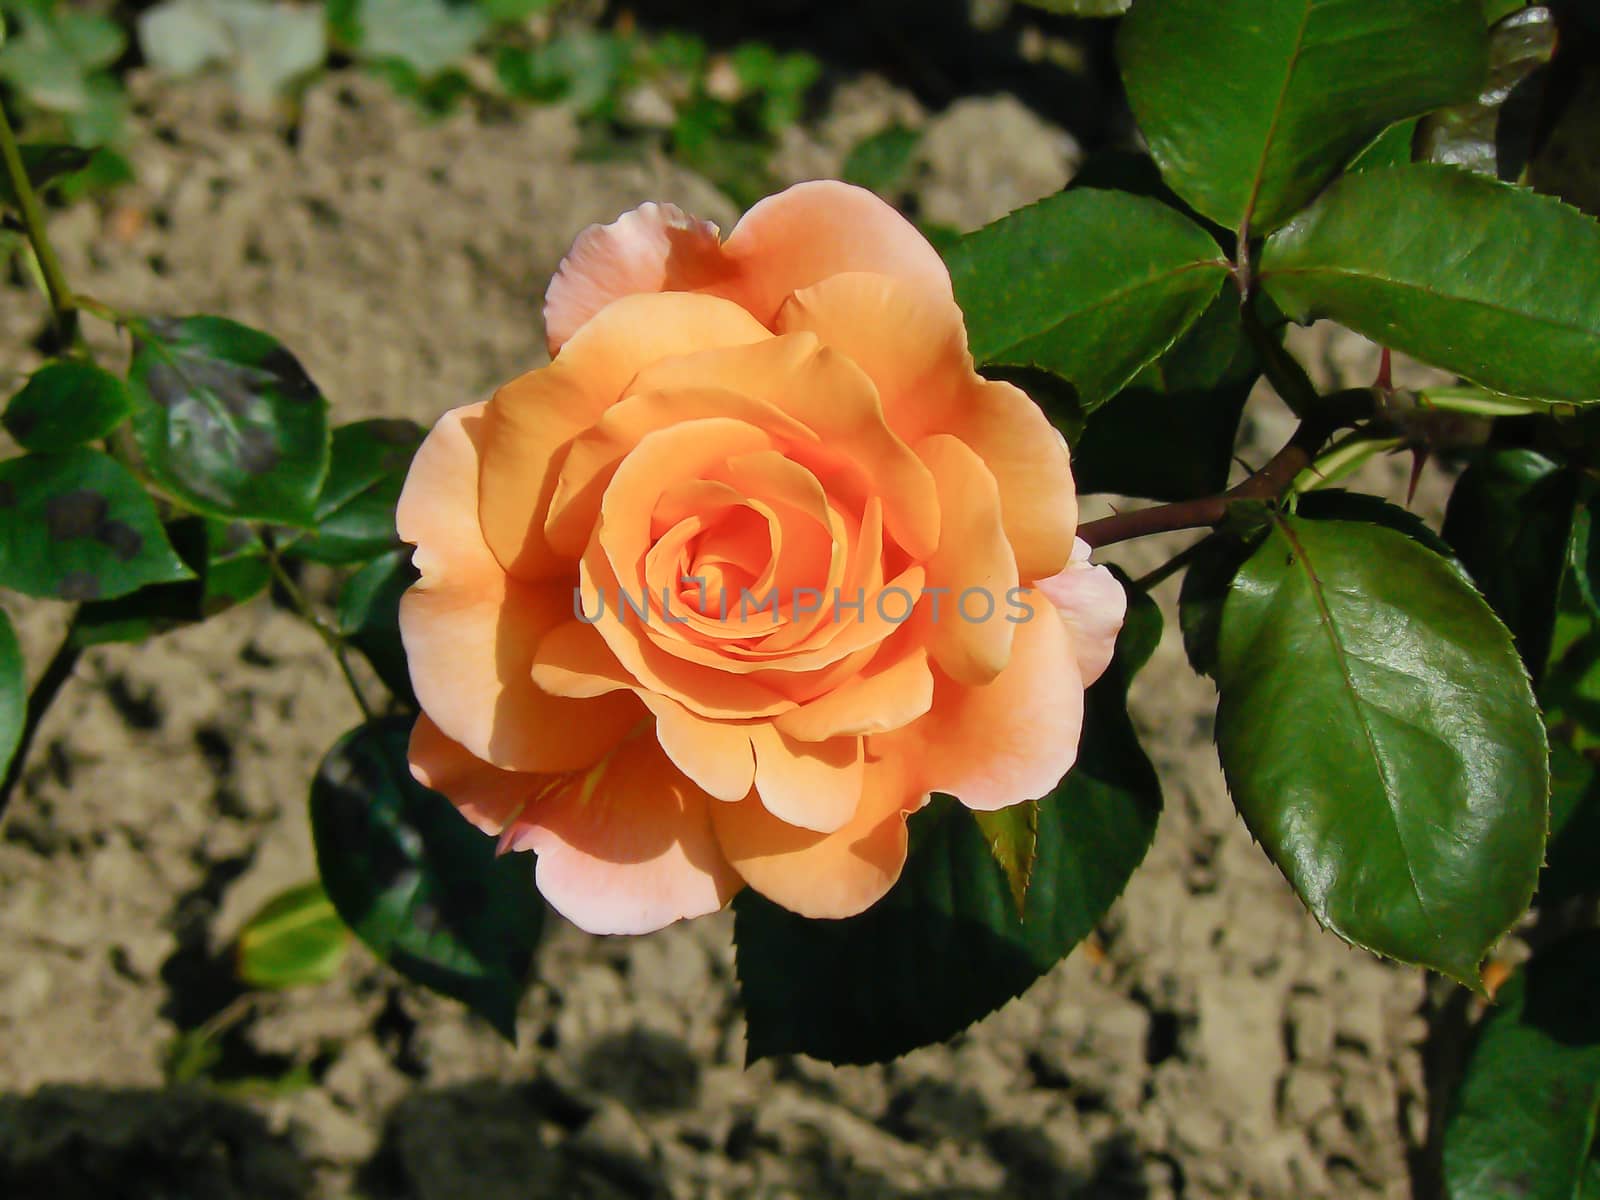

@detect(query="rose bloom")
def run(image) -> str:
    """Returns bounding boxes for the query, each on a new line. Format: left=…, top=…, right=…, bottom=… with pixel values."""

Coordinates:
left=398, top=181, right=1125, bottom=935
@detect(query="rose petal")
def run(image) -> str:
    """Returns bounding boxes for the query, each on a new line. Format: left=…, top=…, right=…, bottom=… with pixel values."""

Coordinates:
left=778, top=272, right=1078, bottom=581
left=912, top=433, right=1019, bottom=685
left=640, top=692, right=756, bottom=802
left=720, top=180, right=953, bottom=326
left=898, top=586, right=1085, bottom=812
left=711, top=744, right=928, bottom=918
left=397, top=405, right=642, bottom=771
left=409, top=712, right=531, bottom=834
left=411, top=716, right=741, bottom=935
left=597, top=416, right=775, bottom=599
left=773, top=641, right=934, bottom=741
left=766, top=344, right=940, bottom=561
left=516, top=733, right=744, bottom=935
left=481, top=292, right=770, bottom=578
left=531, top=617, right=638, bottom=698
left=544, top=201, right=731, bottom=354
left=545, top=376, right=816, bottom=557
left=1034, top=538, right=1127, bottom=687
left=749, top=724, right=864, bottom=834
left=579, top=543, right=797, bottom=719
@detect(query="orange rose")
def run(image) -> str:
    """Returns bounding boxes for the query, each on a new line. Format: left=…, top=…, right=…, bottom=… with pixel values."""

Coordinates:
left=398, top=181, right=1125, bottom=934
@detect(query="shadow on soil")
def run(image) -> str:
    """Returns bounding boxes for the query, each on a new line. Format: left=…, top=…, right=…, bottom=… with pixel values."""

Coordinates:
left=1, top=1025, right=1153, bottom=1199
left=0, top=1085, right=311, bottom=1200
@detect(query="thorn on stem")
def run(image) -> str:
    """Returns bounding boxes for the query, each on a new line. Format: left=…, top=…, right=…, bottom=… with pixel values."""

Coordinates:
left=1375, top=347, right=1394, bottom=392
left=1406, top=446, right=1430, bottom=506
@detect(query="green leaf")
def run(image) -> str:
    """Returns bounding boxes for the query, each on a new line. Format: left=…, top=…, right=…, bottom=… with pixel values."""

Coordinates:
left=0, top=7, right=125, bottom=114
left=841, top=125, right=920, bottom=196
left=973, top=803, right=1038, bottom=919
left=1442, top=449, right=1577, bottom=682
left=1178, top=529, right=1261, bottom=680
left=0, top=143, right=92, bottom=209
left=1184, top=491, right=1469, bottom=678
left=287, top=419, right=423, bottom=565
left=0, top=609, right=24, bottom=784
left=1297, top=490, right=1472, bottom=578
left=137, top=0, right=328, bottom=107
left=478, top=0, right=556, bottom=20
left=69, top=517, right=268, bottom=645
left=948, top=188, right=1229, bottom=411
left=337, top=547, right=417, bottom=706
left=1347, top=120, right=1416, bottom=173
left=1417, top=6, right=1555, bottom=182
left=0, top=449, right=193, bottom=602
left=1261, top=165, right=1600, bottom=402
left=127, top=316, right=331, bottom=525
left=1119, top=0, right=1486, bottom=234
left=1214, top=514, right=1547, bottom=986
left=3, top=360, right=133, bottom=451
left=354, top=0, right=487, bottom=77
left=233, top=880, right=350, bottom=989
left=310, top=716, right=543, bottom=1039
left=1070, top=288, right=1256, bottom=500
left=1442, top=931, right=1600, bottom=1200
left=1483, top=0, right=1527, bottom=21
left=734, top=587, right=1162, bottom=1065
left=495, top=29, right=627, bottom=111
left=1016, top=0, right=1130, bottom=14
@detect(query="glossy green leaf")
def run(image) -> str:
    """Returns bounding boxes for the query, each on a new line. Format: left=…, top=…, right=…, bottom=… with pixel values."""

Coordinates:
left=69, top=517, right=268, bottom=645
left=1261, top=165, right=1600, bottom=402
left=0, top=449, right=193, bottom=602
left=841, top=125, right=920, bottom=196
left=1417, top=6, right=1555, bottom=182
left=1178, top=529, right=1261, bottom=680
left=1348, top=120, right=1416, bottom=173
left=948, top=188, right=1229, bottom=411
left=0, top=143, right=93, bottom=209
left=337, top=547, right=417, bottom=706
left=1119, top=0, right=1486, bottom=234
left=3, top=360, right=133, bottom=451
left=1299, top=490, right=1468, bottom=566
left=127, top=316, right=331, bottom=525
left=1442, top=931, right=1600, bottom=1200
left=0, top=610, right=24, bottom=784
left=973, top=802, right=1038, bottom=919
left=1071, top=289, right=1256, bottom=500
left=310, top=716, right=542, bottom=1039
left=288, top=419, right=423, bottom=565
left=234, top=880, right=350, bottom=989
left=1215, top=515, right=1547, bottom=986
left=734, top=587, right=1162, bottom=1065
left=1442, top=449, right=1577, bottom=682
left=1181, top=493, right=1465, bottom=679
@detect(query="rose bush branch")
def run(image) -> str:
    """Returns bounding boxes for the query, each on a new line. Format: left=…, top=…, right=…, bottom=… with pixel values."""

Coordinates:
left=258, top=535, right=375, bottom=722
left=0, top=98, right=78, bottom=344
left=0, top=633, right=82, bottom=824
left=1078, top=389, right=1377, bottom=549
